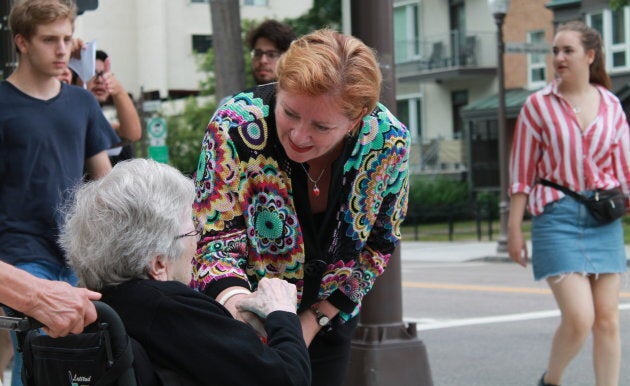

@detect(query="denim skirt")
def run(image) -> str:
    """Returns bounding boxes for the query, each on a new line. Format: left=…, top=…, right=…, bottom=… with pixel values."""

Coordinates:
left=531, top=193, right=627, bottom=281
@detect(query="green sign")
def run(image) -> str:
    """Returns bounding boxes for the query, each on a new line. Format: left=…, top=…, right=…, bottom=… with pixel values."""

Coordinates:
left=148, top=145, right=169, bottom=164
left=147, top=117, right=167, bottom=139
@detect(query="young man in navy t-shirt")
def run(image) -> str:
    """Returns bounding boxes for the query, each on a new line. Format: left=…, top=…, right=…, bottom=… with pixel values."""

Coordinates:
left=0, top=1, right=118, bottom=384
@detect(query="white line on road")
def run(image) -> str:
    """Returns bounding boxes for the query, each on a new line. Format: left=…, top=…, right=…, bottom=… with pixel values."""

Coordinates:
left=407, top=303, right=630, bottom=331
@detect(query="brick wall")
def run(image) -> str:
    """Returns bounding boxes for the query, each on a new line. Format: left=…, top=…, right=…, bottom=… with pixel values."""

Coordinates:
left=503, top=0, right=554, bottom=89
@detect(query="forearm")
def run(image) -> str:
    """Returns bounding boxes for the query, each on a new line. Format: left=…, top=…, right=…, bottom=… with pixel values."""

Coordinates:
left=0, top=261, right=41, bottom=313
left=85, top=151, right=112, bottom=180
left=216, top=286, right=251, bottom=319
left=112, top=92, right=141, bottom=141
left=508, top=193, right=528, bottom=231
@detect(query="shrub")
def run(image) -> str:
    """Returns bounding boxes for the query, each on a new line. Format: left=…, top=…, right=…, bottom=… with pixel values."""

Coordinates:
left=406, top=176, right=470, bottom=223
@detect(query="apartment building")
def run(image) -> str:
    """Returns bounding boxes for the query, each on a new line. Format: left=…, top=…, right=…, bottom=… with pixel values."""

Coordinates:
left=394, top=0, right=503, bottom=180
left=74, top=0, right=312, bottom=100
left=461, top=0, right=554, bottom=191
left=395, top=0, right=630, bottom=188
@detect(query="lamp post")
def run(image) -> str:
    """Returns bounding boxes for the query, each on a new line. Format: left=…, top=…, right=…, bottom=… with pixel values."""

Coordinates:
left=488, top=0, right=510, bottom=254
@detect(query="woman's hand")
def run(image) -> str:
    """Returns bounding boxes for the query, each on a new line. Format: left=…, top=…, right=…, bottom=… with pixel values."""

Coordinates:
left=507, top=193, right=529, bottom=268
left=235, top=278, right=297, bottom=318
left=508, top=226, right=528, bottom=267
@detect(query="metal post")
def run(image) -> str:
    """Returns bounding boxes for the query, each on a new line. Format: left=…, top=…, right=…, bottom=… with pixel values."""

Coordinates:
left=0, top=0, right=17, bottom=80
left=493, top=11, right=509, bottom=254
left=345, top=1, right=433, bottom=385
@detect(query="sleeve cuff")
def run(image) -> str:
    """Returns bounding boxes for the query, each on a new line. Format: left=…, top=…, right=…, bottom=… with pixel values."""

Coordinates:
left=327, top=290, right=357, bottom=314
left=203, top=277, right=251, bottom=300
left=509, top=182, right=532, bottom=196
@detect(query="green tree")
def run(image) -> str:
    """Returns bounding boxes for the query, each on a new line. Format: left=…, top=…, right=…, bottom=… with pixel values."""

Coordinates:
left=166, top=49, right=216, bottom=175
left=611, top=0, right=629, bottom=9
left=283, top=0, right=341, bottom=35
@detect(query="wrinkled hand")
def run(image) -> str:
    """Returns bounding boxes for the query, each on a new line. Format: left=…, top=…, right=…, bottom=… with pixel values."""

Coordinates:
left=236, top=278, right=297, bottom=319
left=24, top=279, right=101, bottom=338
left=508, top=227, right=528, bottom=267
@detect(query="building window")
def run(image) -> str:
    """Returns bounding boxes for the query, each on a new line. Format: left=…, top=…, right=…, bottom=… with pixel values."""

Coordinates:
left=588, top=7, right=630, bottom=71
left=527, top=30, right=546, bottom=89
left=192, top=34, right=213, bottom=54
left=397, top=96, right=422, bottom=143
left=244, top=0, right=268, bottom=5
left=611, top=8, right=627, bottom=67
left=394, top=2, right=421, bottom=63
left=190, top=0, right=208, bottom=3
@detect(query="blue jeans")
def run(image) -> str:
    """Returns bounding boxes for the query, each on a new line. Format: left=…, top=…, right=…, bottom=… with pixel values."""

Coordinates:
left=8, top=261, right=77, bottom=386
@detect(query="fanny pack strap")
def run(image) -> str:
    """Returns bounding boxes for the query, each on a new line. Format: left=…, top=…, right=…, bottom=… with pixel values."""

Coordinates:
left=539, top=179, right=587, bottom=203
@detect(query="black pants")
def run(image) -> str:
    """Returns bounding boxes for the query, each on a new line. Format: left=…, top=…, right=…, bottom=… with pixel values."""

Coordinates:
left=308, top=316, right=359, bottom=386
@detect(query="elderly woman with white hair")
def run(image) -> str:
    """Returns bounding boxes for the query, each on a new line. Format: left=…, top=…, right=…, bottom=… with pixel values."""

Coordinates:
left=60, top=159, right=310, bottom=386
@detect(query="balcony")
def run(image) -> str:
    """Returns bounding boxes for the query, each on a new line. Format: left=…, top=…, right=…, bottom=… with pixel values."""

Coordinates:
left=396, top=31, right=498, bottom=82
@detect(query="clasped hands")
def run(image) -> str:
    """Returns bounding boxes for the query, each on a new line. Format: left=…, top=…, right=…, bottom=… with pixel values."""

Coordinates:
left=221, top=278, right=297, bottom=338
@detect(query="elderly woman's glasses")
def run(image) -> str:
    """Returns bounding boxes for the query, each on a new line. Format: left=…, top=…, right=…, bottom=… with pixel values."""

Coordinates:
left=250, top=49, right=281, bottom=60
left=174, top=219, right=202, bottom=241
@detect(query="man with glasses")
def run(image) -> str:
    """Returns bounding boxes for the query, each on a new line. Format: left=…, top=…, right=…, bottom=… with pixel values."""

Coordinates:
left=247, top=19, right=296, bottom=85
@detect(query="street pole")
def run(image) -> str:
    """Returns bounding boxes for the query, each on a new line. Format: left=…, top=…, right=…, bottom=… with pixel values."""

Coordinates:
left=0, top=0, right=16, bottom=80
left=345, top=1, right=433, bottom=385
left=489, top=0, right=510, bottom=254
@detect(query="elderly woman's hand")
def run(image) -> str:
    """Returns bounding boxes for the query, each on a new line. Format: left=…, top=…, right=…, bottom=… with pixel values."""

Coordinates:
left=235, top=278, right=297, bottom=319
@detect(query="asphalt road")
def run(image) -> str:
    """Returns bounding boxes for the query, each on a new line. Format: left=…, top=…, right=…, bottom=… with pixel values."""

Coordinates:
left=401, top=259, right=630, bottom=386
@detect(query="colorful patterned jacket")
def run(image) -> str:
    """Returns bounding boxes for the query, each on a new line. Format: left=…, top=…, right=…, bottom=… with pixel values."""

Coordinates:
left=191, top=84, right=409, bottom=321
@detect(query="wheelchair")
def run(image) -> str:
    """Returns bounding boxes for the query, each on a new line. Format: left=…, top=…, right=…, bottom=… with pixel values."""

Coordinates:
left=0, top=301, right=153, bottom=386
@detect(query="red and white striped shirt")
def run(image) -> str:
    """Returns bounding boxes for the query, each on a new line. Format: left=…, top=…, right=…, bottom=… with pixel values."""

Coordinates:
left=509, top=81, right=630, bottom=216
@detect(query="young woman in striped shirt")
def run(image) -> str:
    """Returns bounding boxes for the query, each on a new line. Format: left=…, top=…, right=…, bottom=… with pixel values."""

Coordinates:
left=508, top=21, right=630, bottom=386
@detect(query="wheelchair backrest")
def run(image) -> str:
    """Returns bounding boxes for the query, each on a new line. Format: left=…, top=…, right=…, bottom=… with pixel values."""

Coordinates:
left=20, top=301, right=137, bottom=386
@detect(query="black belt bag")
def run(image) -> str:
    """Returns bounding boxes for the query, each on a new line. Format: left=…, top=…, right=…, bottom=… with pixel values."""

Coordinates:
left=539, top=179, right=626, bottom=225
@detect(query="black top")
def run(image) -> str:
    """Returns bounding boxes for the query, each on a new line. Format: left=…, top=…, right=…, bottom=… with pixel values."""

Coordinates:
left=101, top=279, right=310, bottom=386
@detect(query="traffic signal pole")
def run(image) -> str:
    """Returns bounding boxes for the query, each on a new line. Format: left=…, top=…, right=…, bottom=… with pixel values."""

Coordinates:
left=345, top=1, right=433, bottom=385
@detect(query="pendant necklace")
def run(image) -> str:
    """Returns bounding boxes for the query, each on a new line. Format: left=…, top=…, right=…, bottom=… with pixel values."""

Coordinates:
left=300, top=163, right=326, bottom=197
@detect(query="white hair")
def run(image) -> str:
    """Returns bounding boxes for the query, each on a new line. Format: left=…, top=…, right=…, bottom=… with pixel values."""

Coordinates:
left=60, top=159, right=195, bottom=291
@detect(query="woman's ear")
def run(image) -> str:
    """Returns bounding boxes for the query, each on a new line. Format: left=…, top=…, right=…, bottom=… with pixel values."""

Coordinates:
left=586, top=48, right=595, bottom=65
left=148, top=255, right=168, bottom=281
left=349, top=107, right=368, bottom=135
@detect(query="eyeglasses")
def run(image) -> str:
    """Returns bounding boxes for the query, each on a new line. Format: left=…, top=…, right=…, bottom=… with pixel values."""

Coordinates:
left=91, top=71, right=106, bottom=82
left=174, top=219, right=203, bottom=241
left=250, top=49, right=281, bottom=60
left=174, top=229, right=201, bottom=241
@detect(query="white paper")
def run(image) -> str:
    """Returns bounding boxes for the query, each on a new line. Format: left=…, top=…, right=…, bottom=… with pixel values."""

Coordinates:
left=68, top=41, right=97, bottom=83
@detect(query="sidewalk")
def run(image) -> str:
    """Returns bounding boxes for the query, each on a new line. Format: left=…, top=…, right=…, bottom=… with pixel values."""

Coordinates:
left=400, top=240, right=630, bottom=264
